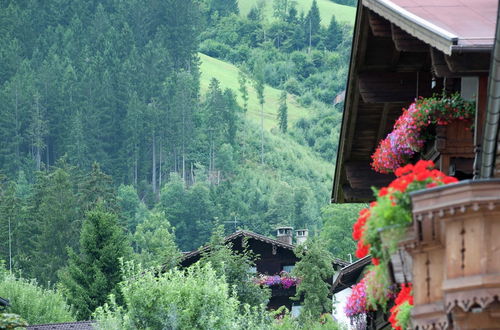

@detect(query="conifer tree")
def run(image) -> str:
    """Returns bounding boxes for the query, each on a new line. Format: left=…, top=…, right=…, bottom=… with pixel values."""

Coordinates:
left=31, top=166, right=79, bottom=284
left=278, top=90, right=288, bottom=133
left=253, top=59, right=265, bottom=165
left=305, top=0, right=321, bottom=49
left=238, top=70, right=249, bottom=113
left=292, top=238, right=334, bottom=320
left=325, top=15, right=342, bottom=51
left=59, top=206, right=128, bottom=320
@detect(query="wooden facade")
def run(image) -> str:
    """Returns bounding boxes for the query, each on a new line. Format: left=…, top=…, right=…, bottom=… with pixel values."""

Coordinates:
left=332, top=0, right=495, bottom=203
left=181, top=230, right=348, bottom=311
left=333, top=0, right=500, bottom=328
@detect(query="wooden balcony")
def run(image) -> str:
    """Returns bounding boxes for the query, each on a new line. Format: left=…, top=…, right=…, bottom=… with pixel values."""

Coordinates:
left=408, top=179, right=500, bottom=329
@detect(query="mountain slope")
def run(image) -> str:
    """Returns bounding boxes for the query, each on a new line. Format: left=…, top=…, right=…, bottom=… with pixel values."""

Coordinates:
left=199, top=53, right=310, bottom=130
left=238, top=0, right=356, bottom=25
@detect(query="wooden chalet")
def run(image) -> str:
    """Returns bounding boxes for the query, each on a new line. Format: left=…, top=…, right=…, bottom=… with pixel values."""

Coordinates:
left=181, top=228, right=348, bottom=312
left=333, top=0, right=497, bottom=203
left=334, top=0, right=500, bottom=328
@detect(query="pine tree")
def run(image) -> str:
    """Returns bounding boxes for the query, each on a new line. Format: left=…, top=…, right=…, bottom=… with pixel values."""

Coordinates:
left=31, top=166, right=79, bottom=284
left=305, top=0, right=321, bottom=50
left=292, top=238, right=334, bottom=320
left=325, top=15, right=342, bottom=51
left=59, top=206, right=128, bottom=320
left=238, top=70, right=249, bottom=113
left=253, top=60, right=265, bottom=165
left=79, top=163, right=117, bottom=212
left=278, top=90, right=288, bottom=133
left=209, top=0, right=239, bottom=20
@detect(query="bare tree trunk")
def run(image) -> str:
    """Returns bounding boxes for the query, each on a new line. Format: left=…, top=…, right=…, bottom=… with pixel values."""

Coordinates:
left=152, top=132, right=156, bottom=194
left=134, top=156, right=138, bottom=186
left=159, top=139, right=162, bottom=189
left=260, top=103, right=264, bottom=165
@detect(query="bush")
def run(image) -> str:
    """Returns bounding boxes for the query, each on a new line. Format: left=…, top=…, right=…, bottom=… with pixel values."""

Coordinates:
left=0, top=267, right=74, bottom=324
left=95, top=261, right=271, bottom=330
left=199, top=39, right=232, bottom=59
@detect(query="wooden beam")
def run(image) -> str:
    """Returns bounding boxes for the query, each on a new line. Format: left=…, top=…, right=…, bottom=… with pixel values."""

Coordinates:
left=368, top=11, right=392, bottom=38
left=432, top=48, right=491, bottom=77
left=445, top=53, right=491, bottom=73
left=391, top=24, right=428, bottom=53
left=345, top=161, right=395, bottom=189
left=358, top=71, right=432, bottom=103
left=376, top=103, right=391, bottom=143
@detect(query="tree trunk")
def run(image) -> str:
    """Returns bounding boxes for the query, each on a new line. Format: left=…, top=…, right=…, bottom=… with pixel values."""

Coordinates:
left=152, top=132, right=156, bottom=194
left=261, top=103, right=264, bottom=165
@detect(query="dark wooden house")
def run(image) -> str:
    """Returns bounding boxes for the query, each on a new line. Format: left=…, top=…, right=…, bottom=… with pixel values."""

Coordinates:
left=181, top=228, right=348, bottom=312
left=333, top=0, right=500, bottom=328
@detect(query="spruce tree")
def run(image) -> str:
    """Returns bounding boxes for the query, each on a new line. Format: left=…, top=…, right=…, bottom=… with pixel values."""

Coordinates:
left=59, top=206, right=128, bottom=320
left=325, top=15, right=342, bottom=51
left=292, top=238, right=335, bottom=320
left=31, top=166, right=79, bottom=285
left=305, top=0, right=321, bottom=49
left=278, top=90, right=288, bottom=133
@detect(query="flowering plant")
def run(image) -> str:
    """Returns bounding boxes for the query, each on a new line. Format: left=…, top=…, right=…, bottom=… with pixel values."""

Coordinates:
left=347, top=160, right=457, bottom=327
left=353, top=160, right=457, bottom=261
left=344, top=277, right=369, bottom=318
left=371, top=93, right=475, bottom=173
left=389, top=283, right=413, bottom=330
left=253, top=271, right=301, bottom=289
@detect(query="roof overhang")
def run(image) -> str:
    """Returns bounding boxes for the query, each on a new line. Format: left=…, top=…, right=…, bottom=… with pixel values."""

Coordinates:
left=363, top=0, right=458, bottom=55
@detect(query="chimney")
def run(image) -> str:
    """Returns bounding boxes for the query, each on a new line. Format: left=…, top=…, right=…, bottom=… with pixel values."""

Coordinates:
left=276, top=226, right=293, bottom=245
left=295, top=229, right=308, bottom=245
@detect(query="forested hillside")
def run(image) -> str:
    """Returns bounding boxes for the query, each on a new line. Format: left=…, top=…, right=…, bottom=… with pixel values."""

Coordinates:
left=0, top=0, right=361, bottom=305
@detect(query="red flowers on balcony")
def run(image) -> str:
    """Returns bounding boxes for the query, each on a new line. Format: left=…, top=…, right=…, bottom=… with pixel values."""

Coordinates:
left=371, top=94, right=475, bottom=173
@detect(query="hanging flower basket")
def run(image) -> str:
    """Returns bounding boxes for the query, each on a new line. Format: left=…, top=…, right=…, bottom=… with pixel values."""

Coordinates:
left=371, top=93, right=475, bottom=173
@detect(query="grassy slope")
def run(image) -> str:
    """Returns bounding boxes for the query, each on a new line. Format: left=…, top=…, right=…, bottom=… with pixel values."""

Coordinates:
left=199, top=53, right=309, bottom=130
left=238, top=0, right=356, bottom=25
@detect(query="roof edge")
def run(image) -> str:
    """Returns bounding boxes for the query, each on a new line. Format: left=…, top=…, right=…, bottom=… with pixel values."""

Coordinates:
left=363, top=0, right=458, bottom=55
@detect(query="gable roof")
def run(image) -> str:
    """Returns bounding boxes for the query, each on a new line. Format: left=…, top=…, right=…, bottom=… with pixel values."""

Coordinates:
left=27, top=321, right=95, bottom=330
left=364, top=0, right=497, bottom=54
left=331, top=256, right=371, bottom=294
left=181, top=230, right=349, bottom=268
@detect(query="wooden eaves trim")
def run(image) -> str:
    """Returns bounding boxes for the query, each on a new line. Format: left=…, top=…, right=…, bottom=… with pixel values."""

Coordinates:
left=332, top=0, right=366, bottom=203
left=362, top=0, right=458, bottom=55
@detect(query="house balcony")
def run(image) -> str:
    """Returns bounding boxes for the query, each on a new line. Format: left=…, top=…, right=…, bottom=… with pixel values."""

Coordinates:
left=407, top=179, right=500, bottom=329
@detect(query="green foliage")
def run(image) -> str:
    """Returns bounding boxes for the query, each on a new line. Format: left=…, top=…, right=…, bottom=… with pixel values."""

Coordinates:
left=292, top=238, right=335, bottom=320
left=29, top=165, right=80, bottom=285
left=278, top=90, right=288, bottom=133
left=272, top=310, right=344, bottom=329
left=0, top=313, right=27, bottom=329
left=320, top=203, right=366, bottom=260
left=365, top=265, right=392, bottom=311
left=395, top=300, right=412, bottom=329
left=96, top=262, right=246, bottom=329
left=132, top=210, right=180, bottom=269
left=59, top=207, right=128, bottom=320
left=0, top=265, right=74, bottom=324
left=198, top=225, right=270, bottom=308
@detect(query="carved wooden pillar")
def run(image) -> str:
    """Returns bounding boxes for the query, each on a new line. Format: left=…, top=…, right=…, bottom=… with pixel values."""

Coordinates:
left=410, top=180, right=500, bottom=329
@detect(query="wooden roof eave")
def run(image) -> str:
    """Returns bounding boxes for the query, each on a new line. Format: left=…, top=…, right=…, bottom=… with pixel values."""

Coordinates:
left=332, top=1, right=366, bottom=203
left=362, top=0, right=458, bottom=55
